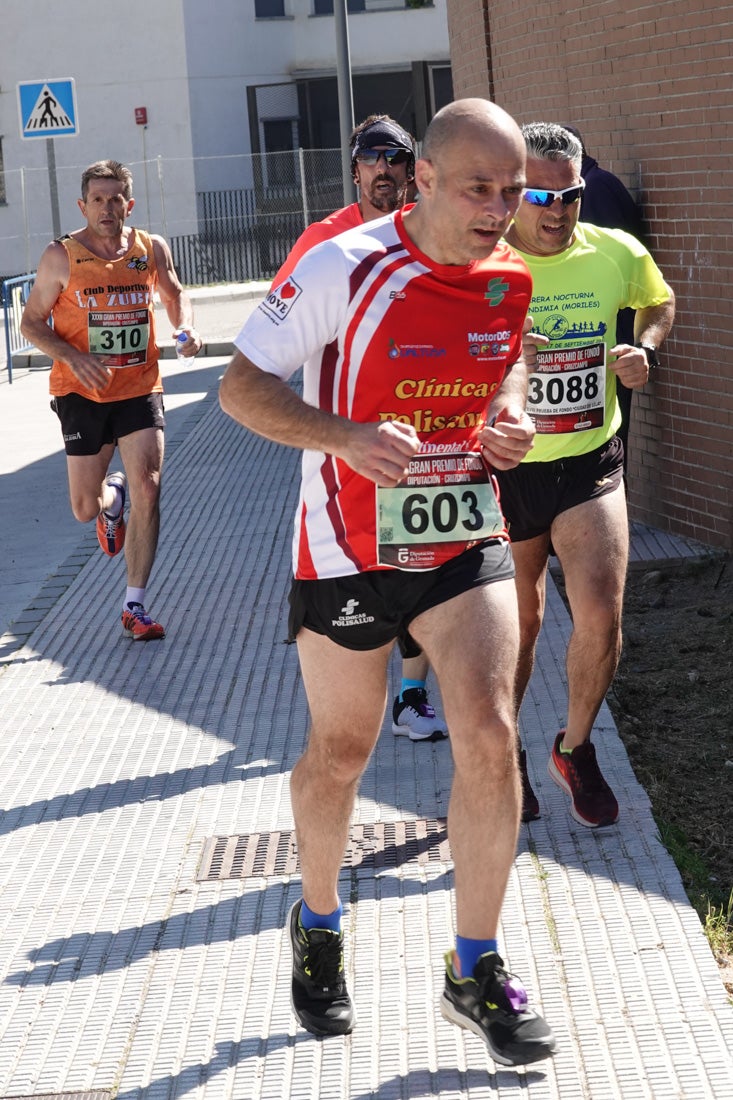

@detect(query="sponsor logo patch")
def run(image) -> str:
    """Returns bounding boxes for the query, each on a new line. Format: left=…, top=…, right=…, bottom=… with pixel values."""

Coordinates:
left=331, top=598, right=376, bottom=629
left=261, top=278, right=303, bottom=322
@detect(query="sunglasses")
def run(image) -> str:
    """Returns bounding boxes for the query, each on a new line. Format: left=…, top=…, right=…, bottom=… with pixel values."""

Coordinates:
left=354, top=148, right=412, bottom=168
left=522, top=182, right=585, bottom=207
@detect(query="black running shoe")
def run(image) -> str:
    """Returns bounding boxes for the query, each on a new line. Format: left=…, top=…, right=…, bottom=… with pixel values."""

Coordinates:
left=440, top=951, right=556, bottom=1066
left=519, top=748, right=540, bottom=822
left=289, top=901, right=355, bottom=1036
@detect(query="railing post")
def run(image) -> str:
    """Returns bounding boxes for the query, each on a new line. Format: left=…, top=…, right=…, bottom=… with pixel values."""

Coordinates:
left=157, top=156, right=168, bottom=241
left=21, top=167, right=31, bottom=276
left=298, top=148, right=309, bottom=232
left=2, top=281, right=12, bottom=384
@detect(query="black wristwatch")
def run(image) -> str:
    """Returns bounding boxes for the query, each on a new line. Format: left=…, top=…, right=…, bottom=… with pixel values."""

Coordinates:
left=635, top=342, right=659, bottom=369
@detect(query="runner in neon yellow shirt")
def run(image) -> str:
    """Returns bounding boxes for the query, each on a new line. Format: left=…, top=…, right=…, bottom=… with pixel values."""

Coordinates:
left=499, top=122, right=675, bottom=829
left=515, top=221, right=671, bottom=461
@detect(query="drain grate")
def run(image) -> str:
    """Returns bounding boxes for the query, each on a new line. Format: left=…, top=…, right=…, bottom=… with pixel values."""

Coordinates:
left=197, top=818, right=450, bottom=881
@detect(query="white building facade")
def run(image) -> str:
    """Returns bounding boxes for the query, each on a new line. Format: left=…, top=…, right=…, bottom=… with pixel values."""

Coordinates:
left=0, top=0, right=451, bottom=282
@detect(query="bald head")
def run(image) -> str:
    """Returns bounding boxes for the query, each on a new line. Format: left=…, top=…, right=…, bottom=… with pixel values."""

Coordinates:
left=404, top=98, right=526, bottom=265
left=421, top=98, right=525, bottom=167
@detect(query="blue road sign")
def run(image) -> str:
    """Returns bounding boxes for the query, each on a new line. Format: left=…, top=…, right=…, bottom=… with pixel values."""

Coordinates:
left=18, top=79, right=79, bottom=139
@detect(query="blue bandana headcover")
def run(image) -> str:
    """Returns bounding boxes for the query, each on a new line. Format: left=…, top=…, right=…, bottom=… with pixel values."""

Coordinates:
left=352, top=120, right=415, bottom=173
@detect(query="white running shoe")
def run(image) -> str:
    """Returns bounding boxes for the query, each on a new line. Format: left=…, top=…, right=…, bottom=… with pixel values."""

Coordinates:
left=391, top=688, right=447, bottom=742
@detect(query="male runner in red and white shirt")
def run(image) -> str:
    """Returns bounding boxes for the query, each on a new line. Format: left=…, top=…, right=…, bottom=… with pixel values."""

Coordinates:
left=220, top=98, right=556, bottom=1067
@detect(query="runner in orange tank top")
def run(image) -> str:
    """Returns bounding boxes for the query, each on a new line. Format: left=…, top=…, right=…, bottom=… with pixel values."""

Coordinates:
left=21, top=158, right=203, bottom=640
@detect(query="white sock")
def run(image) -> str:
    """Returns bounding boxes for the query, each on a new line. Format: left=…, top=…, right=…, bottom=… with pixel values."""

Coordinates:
left=103, top=485, right=123, bottom=518
left=125, top=587, right=146, bottom=611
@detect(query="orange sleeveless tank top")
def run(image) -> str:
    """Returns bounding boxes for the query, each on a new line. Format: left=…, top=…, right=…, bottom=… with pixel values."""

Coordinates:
left=49, top=228, right=163, bottom=401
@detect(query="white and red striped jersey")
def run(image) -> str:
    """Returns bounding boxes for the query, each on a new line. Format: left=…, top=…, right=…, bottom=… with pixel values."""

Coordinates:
left=234, top=207, right=532, bottom=579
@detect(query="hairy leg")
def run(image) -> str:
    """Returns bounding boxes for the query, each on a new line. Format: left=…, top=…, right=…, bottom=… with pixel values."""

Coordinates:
left=510, top=532, right=551, bottom=718
left=293, top=628, right=392, bottom=915
left=552, top=486, right=629, bottom=748
left=411, top=578, right=521, bottom=938
left=117, top=427, right=164, bottom=588
left=66, top=443, right=117, bottom=522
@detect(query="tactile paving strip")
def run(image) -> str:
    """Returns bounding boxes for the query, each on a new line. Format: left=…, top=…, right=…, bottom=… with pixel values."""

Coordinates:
left=0, top=1094, right=112, bottom=1100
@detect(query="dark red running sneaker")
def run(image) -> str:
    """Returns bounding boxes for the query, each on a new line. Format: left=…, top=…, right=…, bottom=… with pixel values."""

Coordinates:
left=548, top=731, right=619, bottom=827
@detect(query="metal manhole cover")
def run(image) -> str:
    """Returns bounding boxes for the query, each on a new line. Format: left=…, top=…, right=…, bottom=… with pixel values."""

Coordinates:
left=197, top=818, right=450, bottom=881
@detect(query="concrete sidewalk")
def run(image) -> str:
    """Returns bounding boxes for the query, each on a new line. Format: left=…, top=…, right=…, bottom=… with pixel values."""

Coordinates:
left=0, top=286, right=731, bottom=1098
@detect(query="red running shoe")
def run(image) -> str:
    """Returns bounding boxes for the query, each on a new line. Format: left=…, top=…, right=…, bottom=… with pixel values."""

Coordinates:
left=121, top=603, right=165, bottom=641
left=96, top=472, right=127, bottom=557
left=548, top=731, right=619, bottom=827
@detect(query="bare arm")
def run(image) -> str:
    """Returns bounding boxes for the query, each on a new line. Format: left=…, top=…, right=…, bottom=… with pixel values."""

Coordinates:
left=152, top=236, right=202, bottom=358
left=219, top=350, right=420, bottom=486
left=611, top=295, right=676, bottom=388
left=20, top=240, right=114, bottom=390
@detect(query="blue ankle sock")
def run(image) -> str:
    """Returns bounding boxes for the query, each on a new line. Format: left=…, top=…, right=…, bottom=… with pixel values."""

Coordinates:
left=300, top=899, right=342, bottom=933
left=400, top=678, right=425, bottom=699
left=455, top=935, right=498, bottom=978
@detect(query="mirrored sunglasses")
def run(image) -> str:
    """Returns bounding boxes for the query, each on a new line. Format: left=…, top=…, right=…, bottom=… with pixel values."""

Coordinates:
left=522, top=182, right=585, bottom=207
left=355, top=148, right=412, bottom=167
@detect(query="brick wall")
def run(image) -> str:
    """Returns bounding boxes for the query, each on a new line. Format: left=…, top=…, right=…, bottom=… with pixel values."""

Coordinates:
left=447, top=0, right=733, bottom=550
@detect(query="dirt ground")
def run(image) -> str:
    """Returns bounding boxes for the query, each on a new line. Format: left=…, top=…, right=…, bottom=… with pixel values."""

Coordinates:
left=604, top=551, right=732, bottom=989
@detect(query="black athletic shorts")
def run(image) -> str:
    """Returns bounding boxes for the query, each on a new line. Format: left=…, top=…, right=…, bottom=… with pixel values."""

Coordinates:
left=287, top=539, right=515, bottom=656
left=496, top=435, right=625, bottom=543
left=51, top=392, right=165, bottom=456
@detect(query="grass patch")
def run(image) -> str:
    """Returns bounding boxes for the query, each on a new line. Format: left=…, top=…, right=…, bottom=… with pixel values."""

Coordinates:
left=655, top=815, right=733, bottom=978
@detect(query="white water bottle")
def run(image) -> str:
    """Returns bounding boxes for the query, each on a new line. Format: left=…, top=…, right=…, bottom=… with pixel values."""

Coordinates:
left=175, top=332, right=187, bottom=359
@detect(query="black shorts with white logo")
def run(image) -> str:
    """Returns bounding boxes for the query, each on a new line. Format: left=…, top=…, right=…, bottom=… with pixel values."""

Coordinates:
left=51, top=391, right=165, bottom=456
left=496, top=435, right=625, bottom=543
left=287, top=539, right=515, bottom=656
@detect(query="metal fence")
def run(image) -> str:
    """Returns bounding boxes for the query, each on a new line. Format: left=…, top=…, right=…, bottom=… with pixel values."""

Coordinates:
left=173, top=172, right=344, bottom=285
left=0, top=149, right=348, bottom=290
left=2, top=274, right=37, bottom=383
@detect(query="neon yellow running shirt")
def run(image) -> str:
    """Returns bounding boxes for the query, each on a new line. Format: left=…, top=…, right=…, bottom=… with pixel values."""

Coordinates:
left=511, top=223, right=672, bottom=461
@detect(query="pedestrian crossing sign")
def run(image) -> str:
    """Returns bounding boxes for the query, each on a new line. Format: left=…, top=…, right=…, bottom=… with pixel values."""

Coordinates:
left=18, top=79, right=79, bottom=140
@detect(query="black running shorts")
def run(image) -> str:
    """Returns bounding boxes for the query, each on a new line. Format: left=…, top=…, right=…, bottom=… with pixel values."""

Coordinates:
left=287, top=539, right=515, bottom=656
left=51, top=392, right=165, bottom=456
left=496, top=435, right=625, bottom=543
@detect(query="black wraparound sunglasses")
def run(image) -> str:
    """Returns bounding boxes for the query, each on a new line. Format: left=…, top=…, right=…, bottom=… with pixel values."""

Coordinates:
left=354, top=149, right=412, bottom=167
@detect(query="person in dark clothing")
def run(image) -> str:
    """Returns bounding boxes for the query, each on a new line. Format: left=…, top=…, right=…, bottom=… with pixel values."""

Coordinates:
left=561, top=125, right=646, bottom=467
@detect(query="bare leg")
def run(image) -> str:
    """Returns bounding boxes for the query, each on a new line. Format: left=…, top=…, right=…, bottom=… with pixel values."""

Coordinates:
left=510, top=533, right=552, bottom=718
left=552, top=486, right=629, bottom=748
left=117, top=427, right=164, bottom=588
left=66, top=443, right=117, bottom=522
left=411, top=579, right=520, bottom=939
left=401, top=651, right=430, bottom=682
left=293, top=628, right=392, bottom=915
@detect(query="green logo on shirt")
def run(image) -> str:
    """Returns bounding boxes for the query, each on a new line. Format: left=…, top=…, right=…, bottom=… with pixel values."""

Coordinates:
left=484, top=278, right=510, bottom=306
